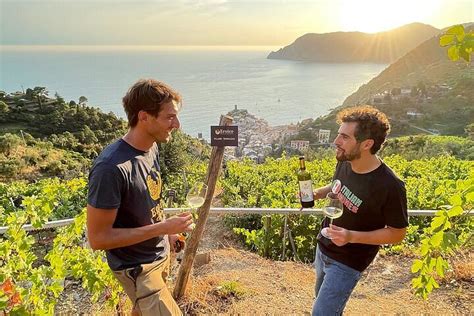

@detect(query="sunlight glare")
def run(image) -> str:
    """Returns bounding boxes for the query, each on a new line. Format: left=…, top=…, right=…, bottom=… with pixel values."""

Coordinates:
left=339, top=0, right=443, bottom=33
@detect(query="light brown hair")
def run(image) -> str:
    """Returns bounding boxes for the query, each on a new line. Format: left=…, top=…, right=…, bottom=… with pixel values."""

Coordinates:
left=122, top=79, right=181, bottom=127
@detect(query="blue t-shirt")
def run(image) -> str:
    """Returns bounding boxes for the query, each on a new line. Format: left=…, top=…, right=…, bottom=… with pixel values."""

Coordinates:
left=88, top=139, right=169, bottom=271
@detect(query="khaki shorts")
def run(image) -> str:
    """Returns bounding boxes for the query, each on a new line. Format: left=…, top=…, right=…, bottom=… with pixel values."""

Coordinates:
left=113, top=256, right=182, bottom=316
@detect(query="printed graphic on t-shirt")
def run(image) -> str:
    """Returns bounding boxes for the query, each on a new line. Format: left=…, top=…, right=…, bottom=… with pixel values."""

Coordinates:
left=150, top=204, right=164, bottom=222
left=146, top=167, right=162, bottom=200
left=146, top=167, right=164, bottom=222
left=332, top=180, right=342, bottom=194
left=332, top=179, right=363, bottom=213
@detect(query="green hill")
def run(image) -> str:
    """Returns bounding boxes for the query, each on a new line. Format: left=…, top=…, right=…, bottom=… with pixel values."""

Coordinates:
left=0, top=89, right=210, bottom=181
left=342, top=28, right=473, bottom=107
left=268, top=23, right=439, bottom=63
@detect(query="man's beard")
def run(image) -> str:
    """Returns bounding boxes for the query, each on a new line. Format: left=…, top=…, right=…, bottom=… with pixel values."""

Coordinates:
left=336, top=145, right=361, bottom=161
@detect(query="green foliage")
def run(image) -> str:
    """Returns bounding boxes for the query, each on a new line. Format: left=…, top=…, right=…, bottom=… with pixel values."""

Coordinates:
left=411, top=174, right=473, bottom=299
left=382, top=135, right=474, bottom=160
left=0, top=132, right=90, bottom=180
left=0, top=156, right=24, bottom=177
left=0, top=101, right=8, bottom=116
left=160, top=130, right=210, bottom=205
left=440, top=25, right=474, bottom=62
left=407, top=31, right=474, bottom=299
left=0, top=90, right=127, bottom=158
left=0, top=178, right=87, bottom=224
left=466, top=123, right=474, bottom=140
left=0, top=179, right=122, bottom=314
left=222, top=155, right=473, bottom=264
left=216, top=280, right=246, bottom=298
left=222, top=156, right=333, bottom=261
left=0, top=133, right=22, bottom=156
left=78, top=96, right=88, bottom=106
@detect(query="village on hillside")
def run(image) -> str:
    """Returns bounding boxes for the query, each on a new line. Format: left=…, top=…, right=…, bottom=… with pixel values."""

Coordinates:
left=220, top=106, right=331, bottom=163
left=213, top=80, right=466, bottom=162
left=364, top=82, right=458, bottom=134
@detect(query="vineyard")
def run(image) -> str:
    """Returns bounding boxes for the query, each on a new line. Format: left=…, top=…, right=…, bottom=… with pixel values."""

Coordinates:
left=0, top=155, right=473, bottom=313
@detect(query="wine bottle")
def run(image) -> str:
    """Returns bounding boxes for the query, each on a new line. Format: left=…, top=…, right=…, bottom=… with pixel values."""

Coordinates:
left=297, top=156, right=314, bottom=208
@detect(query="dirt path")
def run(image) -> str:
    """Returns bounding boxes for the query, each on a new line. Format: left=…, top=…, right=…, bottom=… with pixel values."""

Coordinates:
left=175, top=214, right=473, bottom=315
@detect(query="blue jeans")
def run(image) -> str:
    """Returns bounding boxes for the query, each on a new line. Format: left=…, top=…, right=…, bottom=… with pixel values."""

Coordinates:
left=312, top=246, right=362, bottom=316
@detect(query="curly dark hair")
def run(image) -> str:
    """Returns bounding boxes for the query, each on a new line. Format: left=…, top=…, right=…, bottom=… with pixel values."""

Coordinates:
left=336, top=105, right=390, bottom=154
left=122, top=78, right=182, bottom=127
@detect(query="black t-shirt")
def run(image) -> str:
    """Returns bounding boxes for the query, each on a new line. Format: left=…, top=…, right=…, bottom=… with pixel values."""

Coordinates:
left=88, top=139, right=169, bottom=271
left=317, top=160, right=408, bottom=272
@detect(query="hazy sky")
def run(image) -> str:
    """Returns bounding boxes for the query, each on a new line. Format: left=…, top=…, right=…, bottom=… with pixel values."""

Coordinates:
left=1, top=0, right=472, bottom=46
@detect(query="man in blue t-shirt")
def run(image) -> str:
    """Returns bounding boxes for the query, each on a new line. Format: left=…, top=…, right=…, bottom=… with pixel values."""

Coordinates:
left=87, top=79, right=193, bottom=316
left=311, top=105, right=408, bottom=315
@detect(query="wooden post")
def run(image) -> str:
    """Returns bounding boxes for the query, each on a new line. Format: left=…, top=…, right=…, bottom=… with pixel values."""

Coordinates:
left=288, top=229, right=300, bottom=262
left=173, top=115, right=233, bottom=299
left=263, top=216, right=271, bottom=258
left=282, top=215, right=288, bottom=260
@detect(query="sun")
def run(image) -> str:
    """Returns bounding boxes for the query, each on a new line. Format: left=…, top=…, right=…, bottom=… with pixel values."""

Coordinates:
left=339, top=0, right=442, bottom=33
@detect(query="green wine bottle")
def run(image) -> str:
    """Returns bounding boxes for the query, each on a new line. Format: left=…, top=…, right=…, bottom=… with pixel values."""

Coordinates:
left=298, top=156, right=314, bottom=208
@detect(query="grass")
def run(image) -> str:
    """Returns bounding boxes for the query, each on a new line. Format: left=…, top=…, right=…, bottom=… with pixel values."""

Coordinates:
left=215, top=280, right=247, bottom=299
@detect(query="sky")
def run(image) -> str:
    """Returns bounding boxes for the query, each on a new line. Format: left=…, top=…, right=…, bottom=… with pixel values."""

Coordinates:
left=0, top=0, right=472, bottom=46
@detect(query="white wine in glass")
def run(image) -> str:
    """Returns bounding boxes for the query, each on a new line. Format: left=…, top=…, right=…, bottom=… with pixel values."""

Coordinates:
left=320, top=192, right=344, bottom=239
left=187, top=196, right=205, bottom=208
left=185, top=182, right=208, bottom=230
left=186, top=182, right=208, bottom=208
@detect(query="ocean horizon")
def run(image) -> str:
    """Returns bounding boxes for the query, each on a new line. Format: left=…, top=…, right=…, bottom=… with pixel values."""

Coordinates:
left=0, top=45, right=387, bottom=139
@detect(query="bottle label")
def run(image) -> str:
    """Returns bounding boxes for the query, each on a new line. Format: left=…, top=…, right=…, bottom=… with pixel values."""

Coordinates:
left=299, top=180, right=314, bottom=202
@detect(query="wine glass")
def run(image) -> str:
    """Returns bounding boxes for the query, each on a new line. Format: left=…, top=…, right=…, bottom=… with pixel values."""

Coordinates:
left=320, top=192, right=344, bottom=239
left=185, top=182, right=208, bottom=227
left=170, top=182, right=208, bottom=265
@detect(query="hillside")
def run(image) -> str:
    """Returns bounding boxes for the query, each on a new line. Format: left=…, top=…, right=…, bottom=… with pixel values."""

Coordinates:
left=0, top=89, right=210, bottom=181
left=342, top=27, right=473, bottom=107
left=268, top=23, right=439, bottom=63
left=0, top=136, right=90, bottom=181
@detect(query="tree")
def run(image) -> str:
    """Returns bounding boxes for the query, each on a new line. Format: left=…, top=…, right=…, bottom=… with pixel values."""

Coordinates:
left=391, top=87, right=401, bottom=96
left=0, top=133, right=22, bottom=156
left=0, top=101, right=8, bottom=123
left=79, top=126, right=98, bottom=145
left=417, top=81, right=427, bottom=97
left=55, top=92, right=65, bottom=105
left=25, top=88, right=34, bottom=101
left=0, top=101, right=8, bottom=115
left=465, top=123, right=474, bottom=140
left=78, top=96, right=88, bottom=106
left=32, top=86, right=48, bottom=111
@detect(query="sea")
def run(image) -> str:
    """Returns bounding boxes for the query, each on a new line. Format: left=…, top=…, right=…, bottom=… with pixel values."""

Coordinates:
left=0, top=46, right=387, bottom=139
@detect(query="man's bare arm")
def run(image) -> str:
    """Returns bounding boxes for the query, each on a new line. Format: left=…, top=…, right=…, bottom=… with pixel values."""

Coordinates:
left=328, top=225, right=406, bottom=247
left=86, top=204, right=193, bottom=250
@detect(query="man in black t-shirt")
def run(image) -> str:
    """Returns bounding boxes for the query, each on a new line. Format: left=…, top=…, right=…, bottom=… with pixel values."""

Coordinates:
left=310, top=106, right=408, bottom=315
left=87, top=79, right=193, bottom=316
